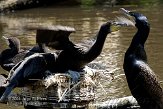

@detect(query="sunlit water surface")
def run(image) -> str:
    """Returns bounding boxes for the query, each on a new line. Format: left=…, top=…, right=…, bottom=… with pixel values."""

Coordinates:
left=0, top=5, right=163, bottom=109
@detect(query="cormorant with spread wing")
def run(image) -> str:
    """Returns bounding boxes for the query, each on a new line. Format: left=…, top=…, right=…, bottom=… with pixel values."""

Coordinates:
left=0, top=22, right=113, bottom=103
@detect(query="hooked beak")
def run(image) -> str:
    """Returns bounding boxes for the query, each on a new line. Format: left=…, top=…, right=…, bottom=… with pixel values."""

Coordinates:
left=2, top=36, right=8, bottom=40
left=111, top=21, right=128, bottom=27
left=119, top=8, right=148, bottom=24
left=119, top=8, right=131, bottom=16
left=112, top=8, right=135, bottom=27
left=119, top=8, right=138, bottom=19
left=2, top=36, right=9, bottom=45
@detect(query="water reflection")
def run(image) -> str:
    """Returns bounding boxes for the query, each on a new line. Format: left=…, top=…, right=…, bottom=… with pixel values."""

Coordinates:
left=0, top=5, right=163, bottom=108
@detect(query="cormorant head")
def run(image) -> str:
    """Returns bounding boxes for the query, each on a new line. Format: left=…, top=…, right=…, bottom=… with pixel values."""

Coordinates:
left=3, top=36, right=20, bottom=52
left=120, top=8, right=149, bottom=29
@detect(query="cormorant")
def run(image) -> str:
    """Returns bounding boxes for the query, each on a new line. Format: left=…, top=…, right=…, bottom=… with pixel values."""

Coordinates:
left=0, top=36, right=20, bottom=71
left=0, top=36, right=47, bottom=71
left=121, top=8, right=163, bottom=109
left=0, top=21, right=113, bottom=103
left=46, top=22, right=112, bottom=73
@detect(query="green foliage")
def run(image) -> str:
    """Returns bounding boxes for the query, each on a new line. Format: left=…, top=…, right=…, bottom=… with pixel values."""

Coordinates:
left=139, top=0, right=160, bottom=5
left=116, top=0, right=161, bottom=6
left=81, top=0, right=96, bottom=6
left=79, top=0, right=162, bottom=6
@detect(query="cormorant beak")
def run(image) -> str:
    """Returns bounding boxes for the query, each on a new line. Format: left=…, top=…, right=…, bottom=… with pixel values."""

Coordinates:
left=2, top=36, right=8, bottom=40
left=119, top=8, right=137, bottom=21
left=109, top=8, right=135, bottom=27
left=112, top=21, right=128, bottom=27
left=120, top=8, right=142, bottom=19
left=2, top=36, right=9, bottom=45
left=119, top=8, right=131, bottom=16
left=105, top=21, right=127, bottom=32
left=119, top=8, right=148, bottom=24
left=111, top=16, right=135, bottom=28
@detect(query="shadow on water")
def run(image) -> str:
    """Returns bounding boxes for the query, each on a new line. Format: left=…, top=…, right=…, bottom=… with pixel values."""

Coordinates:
left=0, top=5, right=163, bottom=109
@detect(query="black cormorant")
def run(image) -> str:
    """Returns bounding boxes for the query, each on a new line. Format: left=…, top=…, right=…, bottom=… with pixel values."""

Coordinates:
left=121, top=8, right=163, bottom=109
left=0, top=21, right=113, bottom=103
left=0, top=36, right=20, bottom=71
left=47, top=22, right=112, bottom=73
left=0, top=36, right=47, bottom=71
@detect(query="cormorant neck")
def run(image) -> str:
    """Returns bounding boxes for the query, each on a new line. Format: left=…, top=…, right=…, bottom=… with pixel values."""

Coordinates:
left=61, top=26, right=108, bottom=63
left=11, top=47, right=19, bottom=54
left=127, top=24, right=150, bottom=61
left=130, top=25, right=150, bottom=48
left=83, top=27, right=108, bottom=62
left=9, top=38, right=20, bottom=53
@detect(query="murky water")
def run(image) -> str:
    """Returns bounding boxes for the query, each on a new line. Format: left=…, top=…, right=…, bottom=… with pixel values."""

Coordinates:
left=0, top=5, right=163, bottom=109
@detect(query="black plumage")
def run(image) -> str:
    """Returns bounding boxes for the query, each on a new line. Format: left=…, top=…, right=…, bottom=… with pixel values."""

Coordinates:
left=121, top=8, right=163, bottom=109
left=0, top=22, right=112, bottom=103
left=0, top=36, right=21, bottom=71
left=0, top=36, right=47, bottom=71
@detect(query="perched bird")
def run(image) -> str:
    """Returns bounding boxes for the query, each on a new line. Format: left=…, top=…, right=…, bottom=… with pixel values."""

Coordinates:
left=46, top=22, right=112, bottom=73
left=121, top=8, right=163, bottom=109
left=0, top=22, right=114, bottom=103
left=0, top=36, right=21, bottom=71
left=0, top=36, right=47, bottom=71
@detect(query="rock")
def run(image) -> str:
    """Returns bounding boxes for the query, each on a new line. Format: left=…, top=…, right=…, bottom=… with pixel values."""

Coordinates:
left=0, top=0, right=60, bottom=13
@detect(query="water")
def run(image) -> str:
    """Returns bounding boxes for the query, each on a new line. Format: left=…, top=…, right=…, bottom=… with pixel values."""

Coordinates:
left=0, top=5, right=163, bottom=109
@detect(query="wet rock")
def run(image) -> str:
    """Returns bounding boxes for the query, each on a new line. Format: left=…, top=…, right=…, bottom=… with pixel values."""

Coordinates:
left=0, top=0, right=62, bottom=13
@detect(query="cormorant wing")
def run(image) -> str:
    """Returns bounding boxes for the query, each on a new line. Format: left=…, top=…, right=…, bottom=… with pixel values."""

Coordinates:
left=24, top=25, right=75, bottom=43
